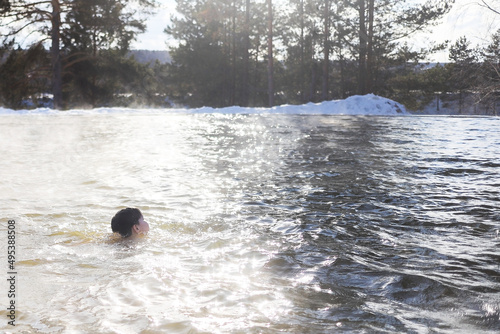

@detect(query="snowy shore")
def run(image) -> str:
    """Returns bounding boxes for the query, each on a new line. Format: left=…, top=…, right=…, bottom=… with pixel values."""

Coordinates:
left=0, top=94, right=408, bottom=115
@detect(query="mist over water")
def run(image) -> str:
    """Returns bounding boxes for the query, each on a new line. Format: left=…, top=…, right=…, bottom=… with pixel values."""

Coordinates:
left=1, top=113, right=499, bottom=333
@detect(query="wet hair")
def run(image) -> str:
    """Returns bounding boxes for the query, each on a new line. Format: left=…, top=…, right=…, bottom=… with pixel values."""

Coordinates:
left=111, top=208, right=142, bottom=237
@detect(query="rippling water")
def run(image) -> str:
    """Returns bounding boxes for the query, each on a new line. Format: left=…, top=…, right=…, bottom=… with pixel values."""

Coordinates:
left=1, top=113, right=499, bottom=333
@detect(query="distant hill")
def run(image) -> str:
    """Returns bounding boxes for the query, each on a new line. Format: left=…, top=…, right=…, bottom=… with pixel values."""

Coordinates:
left=129, top=50, right=171, bottom=64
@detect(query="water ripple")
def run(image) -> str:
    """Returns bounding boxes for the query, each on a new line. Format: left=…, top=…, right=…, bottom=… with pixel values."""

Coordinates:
left=1, top=114, right=499, bottom=333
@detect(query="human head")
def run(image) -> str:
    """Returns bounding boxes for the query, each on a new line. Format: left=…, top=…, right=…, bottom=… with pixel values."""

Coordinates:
left=111, top=208, right=149, bottom=237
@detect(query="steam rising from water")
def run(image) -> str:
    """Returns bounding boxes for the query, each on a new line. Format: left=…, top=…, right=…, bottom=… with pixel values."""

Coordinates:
left=1, top=114, right=499, bottom=333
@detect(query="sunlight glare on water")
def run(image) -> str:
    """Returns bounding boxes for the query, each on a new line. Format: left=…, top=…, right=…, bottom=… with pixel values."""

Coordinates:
left=0, top=113, right=499, bottom=333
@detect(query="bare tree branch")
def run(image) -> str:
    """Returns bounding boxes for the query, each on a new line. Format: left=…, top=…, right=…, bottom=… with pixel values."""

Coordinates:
left=479, top=0, right=500, bottom=15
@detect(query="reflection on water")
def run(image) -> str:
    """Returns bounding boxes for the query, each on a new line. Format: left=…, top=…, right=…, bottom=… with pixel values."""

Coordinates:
left=1, top=114, right=499, bottom=333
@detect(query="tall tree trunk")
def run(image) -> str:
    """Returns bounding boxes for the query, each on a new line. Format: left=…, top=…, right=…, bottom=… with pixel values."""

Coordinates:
left=322, top=0, right=329, bottom=101
left=267, top=0, right=274, bottom=107
left=51, top=0, right=62, bottom=109
left=242, top=0, right=250, bottom=106
left=309, top=52, right=317, bottom=101
left=336, top=4, right=346, bottom=98
left=308, top=35, right=315, bottom=102
left=339, top=53, right=346, bottom=98
left=230, top=0, right=236, bottom=106
left=358, top=0, right=367, bottom=95
left=299, top=0, right=305, bottom=103
left=366, top=0, right=374, bottom=93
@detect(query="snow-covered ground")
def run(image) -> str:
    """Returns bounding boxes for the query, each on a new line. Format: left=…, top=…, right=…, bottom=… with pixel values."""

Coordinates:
left=415, top=94, right=499, bottom=116
left=0, top=94, right=408, bottom=115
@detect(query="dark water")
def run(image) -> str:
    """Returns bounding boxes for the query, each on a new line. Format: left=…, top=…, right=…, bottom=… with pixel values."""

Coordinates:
left=208, top=115, right=500, bottom=333
left=0, top=114, right=499, bottom=333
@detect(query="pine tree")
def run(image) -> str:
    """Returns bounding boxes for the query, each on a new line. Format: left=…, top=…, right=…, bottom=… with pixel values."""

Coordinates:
left=479, top=29, right=500, bottom=114
left=448, top=36, right=480, bottom=113
left=0, top=0, right=156, bottom=109
left=282, top=0, right=324, bottom=103
left=0, top=0, right=10, bottom=13
left=62, top=0, right=155, bottom=107
left=351, top=0, right=454, bottom=94
left=0, top=43, right=50, bottom=108
left=166, top=0, right=269, bottom=107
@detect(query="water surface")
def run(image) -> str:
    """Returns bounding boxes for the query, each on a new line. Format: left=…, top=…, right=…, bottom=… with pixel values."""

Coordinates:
left=1, top=114, right=499, bottom=333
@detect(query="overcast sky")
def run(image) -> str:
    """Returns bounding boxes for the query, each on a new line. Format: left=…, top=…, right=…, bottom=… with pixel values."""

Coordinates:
left=134, top=0, right=499, bottom=62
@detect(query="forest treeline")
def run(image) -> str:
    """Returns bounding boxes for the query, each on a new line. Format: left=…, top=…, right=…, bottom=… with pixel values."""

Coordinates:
left=0, top=0, right=499, bottom=112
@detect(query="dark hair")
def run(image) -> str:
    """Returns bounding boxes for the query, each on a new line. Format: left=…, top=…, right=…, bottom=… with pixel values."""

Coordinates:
left=111, top=208, right=142, bottom=237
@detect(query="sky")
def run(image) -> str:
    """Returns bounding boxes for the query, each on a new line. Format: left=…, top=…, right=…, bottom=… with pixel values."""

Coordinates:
left=132, top=0, right=500, bottom=63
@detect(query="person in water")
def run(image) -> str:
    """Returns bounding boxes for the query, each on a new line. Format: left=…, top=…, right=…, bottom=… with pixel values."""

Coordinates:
left=111, top=207, right=149, bottom=238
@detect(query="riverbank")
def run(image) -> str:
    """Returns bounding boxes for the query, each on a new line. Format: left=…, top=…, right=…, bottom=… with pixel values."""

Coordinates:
left=413, top=92, right=499, bottom=116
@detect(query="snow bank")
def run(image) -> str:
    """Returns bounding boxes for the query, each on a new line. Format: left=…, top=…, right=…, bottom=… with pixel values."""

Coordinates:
left=0, top=94, right=407, bottom=115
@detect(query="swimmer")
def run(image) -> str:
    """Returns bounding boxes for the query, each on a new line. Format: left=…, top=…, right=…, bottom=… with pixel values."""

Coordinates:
left=111, top=208, right=149, bottom=238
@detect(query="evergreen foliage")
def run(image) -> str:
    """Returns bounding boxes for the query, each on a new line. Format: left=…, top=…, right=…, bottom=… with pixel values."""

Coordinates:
left=0, top=0, right=158, bottom=109
left=0, top=43, right=50, bottom=108
left=0, top=0, right=10, bottom=13
left=476, top=29, right=500, bottom=114
left=0, top=0, right=499, bottom=113
left=164, top=0, right=456, bottom=107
